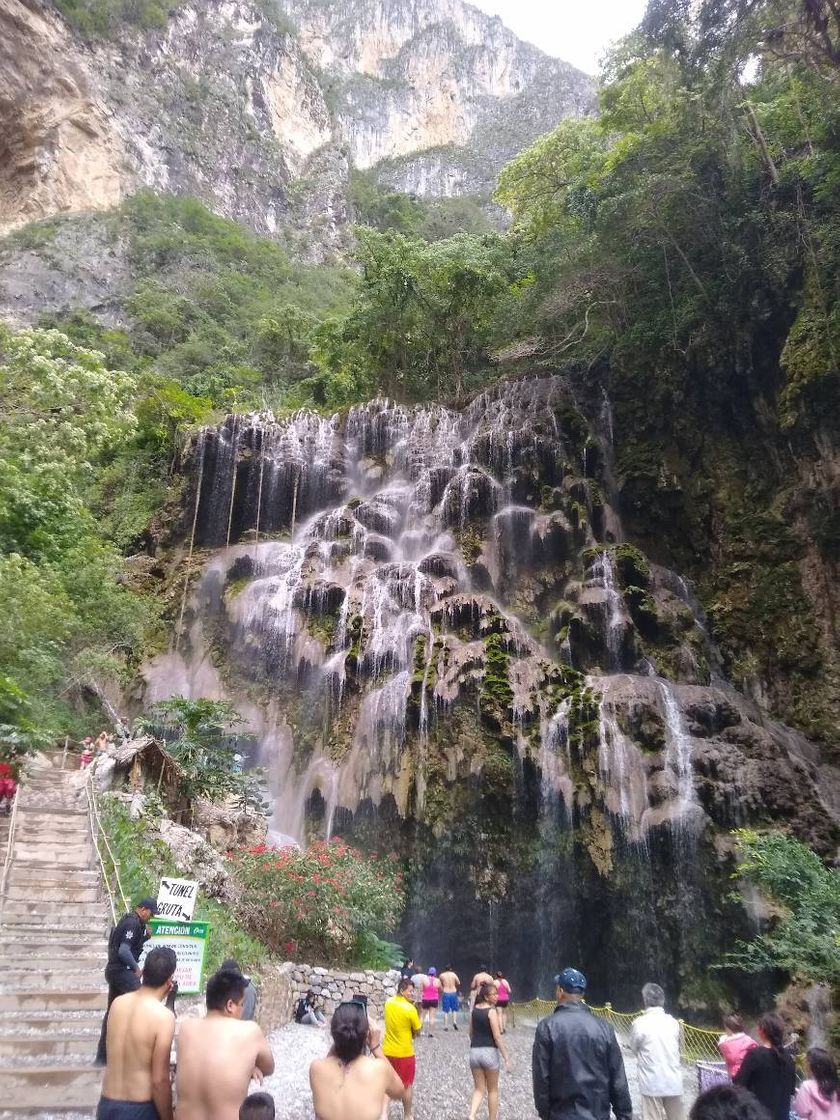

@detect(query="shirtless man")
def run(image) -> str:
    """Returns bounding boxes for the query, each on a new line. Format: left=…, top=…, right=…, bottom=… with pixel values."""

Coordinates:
left=438, top=966, right=461, bottom=1031
left=175, top=968, right=274, bottom=1120
left=98, top=945, right=177, bottom=1120
left=470, top=965, right=493, bottom=1008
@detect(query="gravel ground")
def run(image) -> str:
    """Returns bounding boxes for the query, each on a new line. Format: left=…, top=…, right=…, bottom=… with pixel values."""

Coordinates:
left=257, top=1020, right=700, bottom=1120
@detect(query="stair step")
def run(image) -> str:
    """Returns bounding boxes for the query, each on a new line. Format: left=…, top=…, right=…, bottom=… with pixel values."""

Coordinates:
left=14, top=829, right=92, bottom=844
left=0, top=991, right=107, bottom=1012
left=7, top=870, right=100, bottom=886
left=5, top=887, right=101, bottom=903
left=14, top=808, right=88, bottom=820
left=0, top=1065, right=102, bottom=1109
left=0, top=1013, right=102, bottom=1032
left=3, top=861, right=95, bottom=874
left=0, top=954, right=107, bottom=970
left=0, top=920, right=109, bottom=934
left=0, top=970, right=104, bottom=989
left=0, top=1035, right=97, bottom=1058
left=0, top=941, right=108, bottom=958
left=1, top=906, right=105, bottom=923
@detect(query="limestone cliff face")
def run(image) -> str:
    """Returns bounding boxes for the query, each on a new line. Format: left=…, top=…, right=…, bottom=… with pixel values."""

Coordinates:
left=0, top=0, right=125, bottom=232
left=0, top=0, right=591, bottom=240
left=278, top=0, right=593, bottom=190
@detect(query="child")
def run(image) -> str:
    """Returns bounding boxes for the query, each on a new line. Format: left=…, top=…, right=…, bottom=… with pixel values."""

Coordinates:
left=718, top=1013, right=757, bottom=1078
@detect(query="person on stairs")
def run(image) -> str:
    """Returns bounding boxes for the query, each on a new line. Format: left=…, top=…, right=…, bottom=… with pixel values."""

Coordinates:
left=96, top=897, right=159, bottom=1066
left=97, top=945, right=177, bottom=1120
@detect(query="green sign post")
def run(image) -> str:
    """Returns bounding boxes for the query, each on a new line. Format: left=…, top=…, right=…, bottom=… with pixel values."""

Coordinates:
left=143, top=918, right=211, bottom=995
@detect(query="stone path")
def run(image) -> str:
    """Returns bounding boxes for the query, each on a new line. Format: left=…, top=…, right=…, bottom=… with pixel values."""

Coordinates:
left=260, top=1018, right=700, bottom=1120
left=0, top=754, right=109, bottom=1118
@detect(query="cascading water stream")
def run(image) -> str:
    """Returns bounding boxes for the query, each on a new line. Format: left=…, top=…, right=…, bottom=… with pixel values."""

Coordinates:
left=658, top=680, right=696, bottom=820
left=590, top=551, right=626, bottom=669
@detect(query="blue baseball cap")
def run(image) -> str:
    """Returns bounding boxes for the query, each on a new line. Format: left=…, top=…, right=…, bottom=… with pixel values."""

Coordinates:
left=554, top=968, right=587, bottom=993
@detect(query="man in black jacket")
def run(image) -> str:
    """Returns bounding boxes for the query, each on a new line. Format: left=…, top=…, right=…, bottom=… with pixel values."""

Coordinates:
left=533, top=968, right=633, bottom=1120
left=94, top=896, right=159, bottom=1065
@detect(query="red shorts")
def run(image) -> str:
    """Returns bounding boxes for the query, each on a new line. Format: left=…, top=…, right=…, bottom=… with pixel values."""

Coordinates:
left=386, top=1055, right=416, bottom=1087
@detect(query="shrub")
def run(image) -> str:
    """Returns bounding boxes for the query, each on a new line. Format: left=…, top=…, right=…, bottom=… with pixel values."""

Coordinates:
left=231, top=838, right=405, bottom=965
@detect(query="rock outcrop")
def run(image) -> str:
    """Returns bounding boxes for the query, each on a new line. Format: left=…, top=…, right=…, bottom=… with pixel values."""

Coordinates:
left=141, top=375, right=839, bottom=1006
left=0, top=0, right=592, bottom=241
left=0, top=0, right=125, bottom=233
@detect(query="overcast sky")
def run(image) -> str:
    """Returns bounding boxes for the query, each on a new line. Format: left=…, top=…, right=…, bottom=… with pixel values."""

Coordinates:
left=471, top=0, right=649, bottom=73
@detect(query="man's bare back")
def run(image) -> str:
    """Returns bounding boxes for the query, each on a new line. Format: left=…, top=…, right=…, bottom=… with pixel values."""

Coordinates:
left=102, top=987, right=175, bottom=1120
left=175, top=1014, right=274, bottom=1120
left=310, top=1053, right=403, bottom=1120
left=470, top=970, right=493, bottom=996
left=439, top=970, right=459, bottom=994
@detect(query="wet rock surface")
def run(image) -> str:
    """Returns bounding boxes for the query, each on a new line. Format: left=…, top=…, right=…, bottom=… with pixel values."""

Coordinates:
left=146, top=376, right=838, bottom=1005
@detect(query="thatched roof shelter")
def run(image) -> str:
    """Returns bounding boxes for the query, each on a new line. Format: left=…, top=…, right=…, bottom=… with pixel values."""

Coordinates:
left=112, top=735, right=182, bottom=798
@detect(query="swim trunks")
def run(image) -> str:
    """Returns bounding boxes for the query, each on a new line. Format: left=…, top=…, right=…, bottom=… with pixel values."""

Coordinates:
left=96, top=1099, right=160, bottom=1120
left=442, top=992, right=459, bottom=1013
left=386, top=1055, right=417, bottom=1087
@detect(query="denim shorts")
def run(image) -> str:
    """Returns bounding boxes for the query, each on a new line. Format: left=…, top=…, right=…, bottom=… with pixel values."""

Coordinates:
left=469, top=1047, right=500, bottom=1070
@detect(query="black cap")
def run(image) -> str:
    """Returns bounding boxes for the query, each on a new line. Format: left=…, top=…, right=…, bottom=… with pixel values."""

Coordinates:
left=137, top=897, right=159, bottom=914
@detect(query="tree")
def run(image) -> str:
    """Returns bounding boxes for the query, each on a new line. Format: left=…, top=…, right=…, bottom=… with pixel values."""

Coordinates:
left=143, top=696, right=253, bottom=819
left=310, top=229, right=516, bottom=402
left=722, top=829, right=840, bottom=983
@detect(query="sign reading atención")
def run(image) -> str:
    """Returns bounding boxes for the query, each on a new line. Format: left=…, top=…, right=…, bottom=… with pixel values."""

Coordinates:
left=142, top=919, right=210, bottom=995
left=156, top=876, right=199, bottom=922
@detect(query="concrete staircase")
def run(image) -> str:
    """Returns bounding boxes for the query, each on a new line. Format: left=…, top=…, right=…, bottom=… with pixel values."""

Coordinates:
left=0, top=756, right=109, bottom=1117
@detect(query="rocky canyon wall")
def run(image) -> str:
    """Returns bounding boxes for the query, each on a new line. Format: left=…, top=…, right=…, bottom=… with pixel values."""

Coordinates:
left=0, top=0, right=592, bottom=242
left=142, top=376, right=839, bottom=1006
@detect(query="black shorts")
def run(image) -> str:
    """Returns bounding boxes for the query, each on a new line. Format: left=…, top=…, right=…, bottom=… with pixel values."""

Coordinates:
left=421, top=998, right=439, bottom=1009
left=97, top=1099, right=160, bottom=1120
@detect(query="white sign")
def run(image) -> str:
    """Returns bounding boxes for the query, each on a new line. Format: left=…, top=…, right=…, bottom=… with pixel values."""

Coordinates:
left=157, top=877, right=199, bottom=922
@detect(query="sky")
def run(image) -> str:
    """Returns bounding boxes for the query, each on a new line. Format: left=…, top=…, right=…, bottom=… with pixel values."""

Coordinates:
left=471, top=0, right=649, bottom=74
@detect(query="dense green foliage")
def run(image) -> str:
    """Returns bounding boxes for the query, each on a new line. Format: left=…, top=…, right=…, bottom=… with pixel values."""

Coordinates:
left=101, top=797, right=269, bottom=977
left=139, top=696, right=261, bottom=820
left=52, top=0, right=168, bottom=36
left=723, top=829, right=840, bottom=984
left=231, top=838, right=405, bottom=966
left=0, top=327, right=149, bottom=747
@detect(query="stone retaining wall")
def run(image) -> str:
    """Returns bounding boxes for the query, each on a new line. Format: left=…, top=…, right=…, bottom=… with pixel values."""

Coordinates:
left=257, top=961, right=399, bottom=1033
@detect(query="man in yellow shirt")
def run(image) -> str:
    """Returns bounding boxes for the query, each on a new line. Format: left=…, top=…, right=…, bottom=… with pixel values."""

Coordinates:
left=383, top=978, right=422, bottom=1120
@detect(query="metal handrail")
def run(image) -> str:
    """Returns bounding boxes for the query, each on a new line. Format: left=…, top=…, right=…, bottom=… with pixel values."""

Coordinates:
left=85, top=771, right=129, bottom=922
left=0, top=783, right=21, bottom=914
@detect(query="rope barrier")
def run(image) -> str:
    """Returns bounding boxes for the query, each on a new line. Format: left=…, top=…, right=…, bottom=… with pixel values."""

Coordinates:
left=85, top=770, right=130, bottom=923
left=512, top=1000, right=722, bottom=1063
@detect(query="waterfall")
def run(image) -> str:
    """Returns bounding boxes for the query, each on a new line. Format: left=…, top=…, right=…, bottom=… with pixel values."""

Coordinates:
left=658, top=681, right=696, bottom=819
left=593, top=684, right=649, bottom=841
left=590, top=551, right=626, bottom=669
left=539, top=698, right=573, bottom=815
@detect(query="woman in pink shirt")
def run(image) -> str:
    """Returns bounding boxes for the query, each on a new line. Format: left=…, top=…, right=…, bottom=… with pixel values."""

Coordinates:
left=795, top=1049, right=840, bottom=1120
left=421, top=968, right=442, bottom=1037
left=718, top=1013, right=758, bottom=1078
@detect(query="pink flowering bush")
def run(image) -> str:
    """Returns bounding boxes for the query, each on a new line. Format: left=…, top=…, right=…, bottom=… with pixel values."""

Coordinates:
left=230, top=838, right=404, bottom=965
